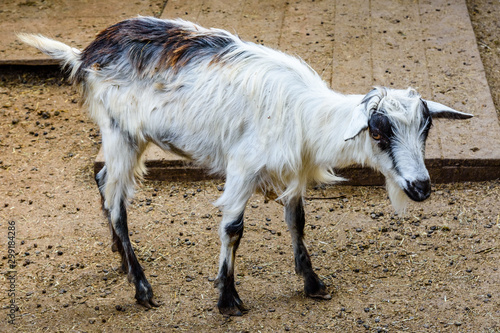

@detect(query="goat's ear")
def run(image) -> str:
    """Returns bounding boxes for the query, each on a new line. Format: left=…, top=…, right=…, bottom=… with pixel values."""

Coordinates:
left=424, top=100, right=473, bottom=119
left=344, top=104, right=369, bottom=141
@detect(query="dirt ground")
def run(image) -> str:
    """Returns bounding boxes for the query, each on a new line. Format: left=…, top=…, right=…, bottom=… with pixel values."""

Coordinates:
left=1, top=1, right=499, bottom=332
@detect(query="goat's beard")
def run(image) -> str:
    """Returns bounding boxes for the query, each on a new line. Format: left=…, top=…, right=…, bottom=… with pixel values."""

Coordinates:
left=386, top=177, right=410, bottom=214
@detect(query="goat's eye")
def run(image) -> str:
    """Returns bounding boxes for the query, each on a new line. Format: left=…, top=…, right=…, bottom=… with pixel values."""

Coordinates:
left=371, top=132, right=382, bottom=140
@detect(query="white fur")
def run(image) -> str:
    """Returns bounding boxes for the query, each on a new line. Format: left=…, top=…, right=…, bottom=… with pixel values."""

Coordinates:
left=18, top=18, right=464, bottom=213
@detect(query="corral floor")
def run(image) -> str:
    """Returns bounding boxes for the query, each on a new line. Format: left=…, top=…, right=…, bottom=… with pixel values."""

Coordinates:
left=0, top=1, right=499, bottom=332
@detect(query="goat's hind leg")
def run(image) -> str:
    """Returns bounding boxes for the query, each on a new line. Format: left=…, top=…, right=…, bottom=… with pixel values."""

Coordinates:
left=97, top=131, right=158, bottom=308
left=285, top=197, right=331, bottom=300
left=95, top=166, right=128, bottom=274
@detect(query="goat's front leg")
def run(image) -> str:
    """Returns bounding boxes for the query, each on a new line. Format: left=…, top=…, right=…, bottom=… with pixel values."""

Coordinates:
left=215, top=211, right=247, bottom=316
left=214, top=171, right=255, bottom=316
left=285, top=196, right=331, bottom=299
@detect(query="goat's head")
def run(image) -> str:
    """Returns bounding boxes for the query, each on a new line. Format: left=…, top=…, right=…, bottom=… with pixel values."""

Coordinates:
left=344, top=87, right=473, bottom=212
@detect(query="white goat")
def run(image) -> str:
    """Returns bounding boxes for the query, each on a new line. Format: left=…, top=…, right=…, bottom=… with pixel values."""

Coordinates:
left=19, top=16, right=472, bottom=315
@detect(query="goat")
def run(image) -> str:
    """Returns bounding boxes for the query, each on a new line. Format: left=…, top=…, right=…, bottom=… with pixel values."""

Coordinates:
left=19, top=16, right=472, bottom=315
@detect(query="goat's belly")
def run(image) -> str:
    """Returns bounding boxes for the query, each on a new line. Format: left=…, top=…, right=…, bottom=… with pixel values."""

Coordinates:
left=151, top=129, right=230, bottom=174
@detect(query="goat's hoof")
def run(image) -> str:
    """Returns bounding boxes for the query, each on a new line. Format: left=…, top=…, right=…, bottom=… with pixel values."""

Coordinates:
left=306, top=291, right=332, bottom=300
left=218, top=303, right=248, bottom=316
left=217, top=294, right=248, bottom=316
left=137, top=297, right=160, bottom=309
left=135, top=279, right=157, bottom=308
left=114, top=263, right=128, bottom=274
left=305, top=285, right=331, bottom=300
left=219, top=306, right=243, bottom=316
left=304, top=278, right=331, bottom=300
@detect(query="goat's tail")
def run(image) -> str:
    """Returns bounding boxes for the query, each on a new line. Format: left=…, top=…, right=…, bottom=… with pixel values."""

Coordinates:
left=18, top=34, right=82, bottom=80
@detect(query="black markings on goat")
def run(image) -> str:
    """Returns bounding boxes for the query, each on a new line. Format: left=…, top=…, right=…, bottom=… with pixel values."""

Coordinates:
left=285, top=198, right=330, bottom=299
left=78, top=17, right=235, bottom=81
left=368, top=112, right=394, bottom=151
left=419, top=100, right=433, bottom=141
left=225, top=212, right=244, bottom=239
left=216, top=261, right=246, bottom=315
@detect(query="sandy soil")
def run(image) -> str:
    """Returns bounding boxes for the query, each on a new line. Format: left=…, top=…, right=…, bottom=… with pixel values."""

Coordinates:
left=1, top=1, right=499, bottom=332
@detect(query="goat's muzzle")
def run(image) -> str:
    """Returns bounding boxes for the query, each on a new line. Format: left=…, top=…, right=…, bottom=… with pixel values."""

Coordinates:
left=404, top=179, right=431, bottom=202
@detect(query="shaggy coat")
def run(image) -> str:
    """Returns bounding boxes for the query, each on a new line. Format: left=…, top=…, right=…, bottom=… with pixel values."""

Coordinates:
left=19, top=16, right=472, bottom=315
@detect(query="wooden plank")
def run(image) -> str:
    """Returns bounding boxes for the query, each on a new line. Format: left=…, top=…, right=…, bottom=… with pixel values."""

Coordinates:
left=237, top=0, right=288, bottom=48
left=331, top=0, right=372, bottom=93
left=161, top=0, right=203, bottom=22
left=94, top=150, right=500, bottom=184
left=0, top=0, right=166, bottom=64
left=195, top=0, right=245, bottom=30
left=370, top=0, right=441, bottom=159
left=419, top=0, right=500, bottom=161
left=280, top=0, right=336, bottom=82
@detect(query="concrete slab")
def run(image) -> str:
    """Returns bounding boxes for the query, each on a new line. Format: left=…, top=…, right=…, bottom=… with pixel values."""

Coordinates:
left=1, top=0, right=498, bottom=183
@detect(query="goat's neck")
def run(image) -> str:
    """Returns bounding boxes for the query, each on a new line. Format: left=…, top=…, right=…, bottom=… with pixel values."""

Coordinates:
left=303, top=92, right=373, bottom=169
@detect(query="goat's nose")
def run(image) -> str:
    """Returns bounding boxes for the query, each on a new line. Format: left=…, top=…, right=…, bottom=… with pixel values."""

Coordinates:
left=405, top=179, right=431, bottom=202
